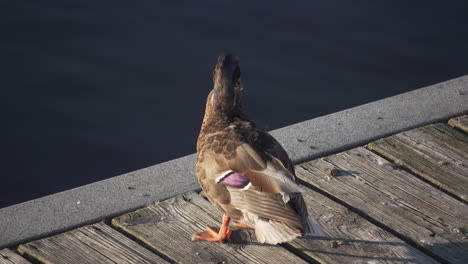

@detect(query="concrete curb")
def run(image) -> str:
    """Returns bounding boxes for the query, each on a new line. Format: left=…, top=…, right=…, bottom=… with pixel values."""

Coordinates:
left=1, top=75, right=467, bottom=248
left=273, top=75, right=468, bottom=163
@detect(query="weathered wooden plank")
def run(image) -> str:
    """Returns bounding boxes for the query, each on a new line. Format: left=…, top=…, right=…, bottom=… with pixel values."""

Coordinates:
left=17, top=222, right=168, bottom=264
left=296, top=147, right=468, bottom=264
left=0, top=249, right=31, bottom=264
left=368, top=123, right=468, bottom=201
left=113, top=190, right=437, bottom=264
left=112, top=191, right=309, bottom=264
left=288, top=188, right=439, bottom=264
left=448, top=114, right=468, bottom=133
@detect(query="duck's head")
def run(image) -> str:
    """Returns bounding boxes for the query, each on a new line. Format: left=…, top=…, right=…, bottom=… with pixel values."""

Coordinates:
left=210, top=53, right=244, bottom=115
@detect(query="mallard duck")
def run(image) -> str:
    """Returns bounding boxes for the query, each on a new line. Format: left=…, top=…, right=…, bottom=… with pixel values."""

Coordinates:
left=194, top=54, right=322, bottom=244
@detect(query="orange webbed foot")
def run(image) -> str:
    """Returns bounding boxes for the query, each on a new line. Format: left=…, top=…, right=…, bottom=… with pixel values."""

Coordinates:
left=193, top=227, right=232, bottom=242
left=193, top=214, right=232, bottom=243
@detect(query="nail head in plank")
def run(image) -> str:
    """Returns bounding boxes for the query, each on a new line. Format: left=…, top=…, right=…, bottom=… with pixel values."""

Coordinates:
left=17, top=222, right=168, bottom=264
left=112, top=191, right=308, bottom=264
left=368, top=123, right=468, bottom=201
left=0, top=249, right=31, bottom=264
left=297, top=147, right=468, bottom=264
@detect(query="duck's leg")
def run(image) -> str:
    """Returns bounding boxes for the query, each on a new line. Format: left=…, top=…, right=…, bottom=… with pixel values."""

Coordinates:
left=233, top=222, right=255, bottom=230
left=193, top=214, right=232, bottom=242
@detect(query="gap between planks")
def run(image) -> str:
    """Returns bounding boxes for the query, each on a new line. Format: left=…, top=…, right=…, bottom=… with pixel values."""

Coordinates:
left=296, top=146, right=468, bottom=264
left=112, top=192, right=309, bottom=264
left=112, top=190, right=438, bottom=264
left=367, top=123, right=468, bottom=203
left=0, top=249, right=31, bottom=264
left=448, top=114, right=468, bottom=133
left=17, top=222, right=169, bottom=264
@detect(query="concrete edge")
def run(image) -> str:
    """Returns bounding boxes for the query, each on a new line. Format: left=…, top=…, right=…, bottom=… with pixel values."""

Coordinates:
left=1, top=75, right=467, bottom=248
left=272, top=75, right=468, bottom=163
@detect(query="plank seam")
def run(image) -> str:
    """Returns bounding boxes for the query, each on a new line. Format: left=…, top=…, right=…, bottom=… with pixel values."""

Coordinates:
left=12, top=250, right=43, bottom=264
left=448, top=120, right=468, bottom=135
left=279, top=243, right=321, bottom=264
left=295, top=170, right=450, bottom=264
left=365, top=147, right=468, bottom=206
left=4, top=204, right=150, bottom=250
left=107, top=219, right=177, bottom=264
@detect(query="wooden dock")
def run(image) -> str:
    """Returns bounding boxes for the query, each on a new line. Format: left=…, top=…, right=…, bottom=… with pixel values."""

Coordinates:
left=1, top=114, right=467, bottom=264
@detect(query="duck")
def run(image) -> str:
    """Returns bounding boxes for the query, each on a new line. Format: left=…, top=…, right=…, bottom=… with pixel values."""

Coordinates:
left=194, top=54, right=322, bottom=244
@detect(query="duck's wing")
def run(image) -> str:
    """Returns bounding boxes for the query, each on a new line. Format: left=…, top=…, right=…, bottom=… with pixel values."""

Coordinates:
left=254, top=129, right=295, bottom=175
left=216, top=143, right=303, bottom=194
left=214, top=142, right=306, bottom=241
left=251, top=130, right=318, bottom=231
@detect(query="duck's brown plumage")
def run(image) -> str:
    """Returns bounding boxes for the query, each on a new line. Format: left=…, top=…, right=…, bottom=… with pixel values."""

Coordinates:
left=195, top=54, right=321, bottom=244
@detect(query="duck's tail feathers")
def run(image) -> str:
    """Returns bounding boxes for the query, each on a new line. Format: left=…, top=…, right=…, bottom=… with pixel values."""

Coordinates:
left=254, top=219, right=301, bottom=244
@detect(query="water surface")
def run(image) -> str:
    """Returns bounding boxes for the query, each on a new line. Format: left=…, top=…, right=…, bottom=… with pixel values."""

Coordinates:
left=2, top=1, right=468, bottom=208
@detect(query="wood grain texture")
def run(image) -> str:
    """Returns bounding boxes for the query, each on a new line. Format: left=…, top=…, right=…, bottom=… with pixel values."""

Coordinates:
left=113, top=190, right=438, bottom=264
left=17, top=222, right=168, bottom=264
left=296, top=147, right=468, bottom=264
left=287, top=188, right=439, bottom=264
left=448, top=115, right=468, bottom=133
left=0, top=249, right=31, bottom=264
left=368, top=123, right=468, bottom=201
left=112, top=191, right=308, bottom=264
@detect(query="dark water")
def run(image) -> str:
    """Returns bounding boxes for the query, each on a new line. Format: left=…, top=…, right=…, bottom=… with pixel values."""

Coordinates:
left=2, top=1, right=468, bottom=209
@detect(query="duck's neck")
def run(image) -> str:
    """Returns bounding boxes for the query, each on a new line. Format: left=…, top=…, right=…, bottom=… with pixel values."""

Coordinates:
left=200, top=90, right=247, bottom=134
